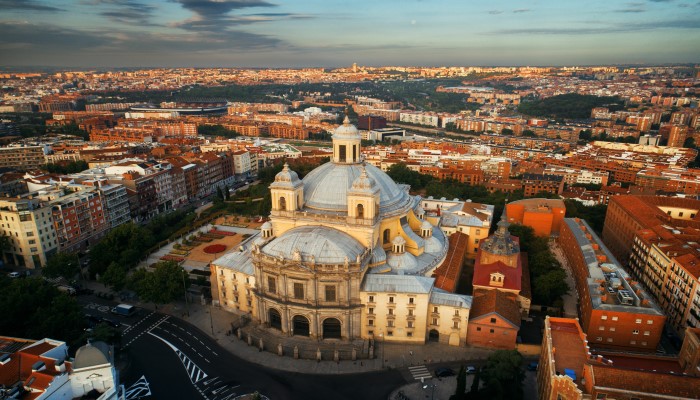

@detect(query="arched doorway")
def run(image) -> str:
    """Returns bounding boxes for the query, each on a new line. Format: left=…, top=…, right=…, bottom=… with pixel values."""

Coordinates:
left=383, top=229, right=391, bottom=244
left=269, top=308, right=282, bottom=330
left=428, top=329, right=439, bottom=342
left=356, top=203, right=364, bottom=219
left=292, top=315, right=310, bottom=337
left=322, top=318, right=342, bottom=339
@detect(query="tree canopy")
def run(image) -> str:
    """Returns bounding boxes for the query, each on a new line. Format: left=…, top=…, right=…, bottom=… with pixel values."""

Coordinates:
left=129, top=261, right=187, bottom=305
left=478, top=350, right=525, bottom=400
left=518, top=94, right=624, bottom=120
left=43, top=252, right=80, bottom=279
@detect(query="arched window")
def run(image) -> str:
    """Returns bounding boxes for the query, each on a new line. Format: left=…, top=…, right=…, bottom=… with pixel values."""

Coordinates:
left=279, top=196, right=286, bottom=211
left=356, top=203, right=364, bottom=219
left=383, top=229, right=390, bottom=244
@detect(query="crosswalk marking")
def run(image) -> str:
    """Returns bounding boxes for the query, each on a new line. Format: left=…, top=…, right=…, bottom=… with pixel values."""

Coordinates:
left=124, top=375, right=151, bottom=399
left=148, top=331, right=208, bottom=384
left=408, top=365, right=432, bottom=380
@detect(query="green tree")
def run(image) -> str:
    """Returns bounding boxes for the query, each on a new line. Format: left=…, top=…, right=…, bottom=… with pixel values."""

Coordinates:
left=133, top=261, right=187, bottom=305
left=469, top=369, right=480, bottom=396
left=43, top=252, right=80, bottom=279
left=533, top=269, right=569, bottom=305
left=480, top=350, right=525, bottom=400
left=101, top=262, right=127, bottom=291
left=84, top=323, right=121, bottom=347
left=0, top=277, right=86, bottom=346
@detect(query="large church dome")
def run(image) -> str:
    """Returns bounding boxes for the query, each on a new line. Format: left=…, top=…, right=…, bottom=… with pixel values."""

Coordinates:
left=262, top=225, right=365, bottom=264
left=303, top=163, right=410, bottom=213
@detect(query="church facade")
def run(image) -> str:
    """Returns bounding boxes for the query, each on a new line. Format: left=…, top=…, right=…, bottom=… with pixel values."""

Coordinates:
left=211, top=117, right=477, bottom=346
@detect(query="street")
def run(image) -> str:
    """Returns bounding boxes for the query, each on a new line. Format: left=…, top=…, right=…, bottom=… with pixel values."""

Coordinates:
left=81, top=296, right=405, bottom=400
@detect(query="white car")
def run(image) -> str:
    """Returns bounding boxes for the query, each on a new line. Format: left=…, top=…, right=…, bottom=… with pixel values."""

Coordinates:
left=7, top=272, right=20, bottom=278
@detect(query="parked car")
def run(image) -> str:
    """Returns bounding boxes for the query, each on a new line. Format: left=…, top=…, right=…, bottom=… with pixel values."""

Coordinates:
left=466, top=366, right=477, bottom=374
left=111, top=304, right=136, bottom=316
left=435, top=367, right=455, bottom=377
left=100, top=317, right=121, bottom=328
left=527, top=362, right=539, bottom=371
left=7, top=272, right=20, bottom=278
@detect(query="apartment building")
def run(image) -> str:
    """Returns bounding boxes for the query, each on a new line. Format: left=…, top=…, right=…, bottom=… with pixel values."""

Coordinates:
left=522, top=173, right=564, bottom=197
left=0, top=197, right=58, bottom=269
left=0, top=146, right=46, bottom=170
left=602, top=195, right=700, bottom=267
left=629, top=226, right=700, bottom=337
left=538, top=317, right=700, bottom=400
left=559, top=218, right=666, bottom=352
left=635, top=167, right=700, bottom=195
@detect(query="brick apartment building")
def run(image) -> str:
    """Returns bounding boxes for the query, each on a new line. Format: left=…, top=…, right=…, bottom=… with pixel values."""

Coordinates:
left=522, top=173, right=564, bottom=197
left=0, top=146, right=46, bottom=170
left=559, top=218, right=666, bottom=352
left=538, top=317, right=700, bottom=400
left=602, top=195, right=700, bottom=267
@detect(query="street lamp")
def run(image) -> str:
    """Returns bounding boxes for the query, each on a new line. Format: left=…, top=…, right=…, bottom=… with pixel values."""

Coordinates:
left=422, top=382, right=435, bottom=400
left=378, top=332, right=384, bottom=369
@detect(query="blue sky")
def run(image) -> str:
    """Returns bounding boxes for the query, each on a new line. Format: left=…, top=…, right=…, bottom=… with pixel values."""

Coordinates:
left=0, top=0, right=698, bottom=67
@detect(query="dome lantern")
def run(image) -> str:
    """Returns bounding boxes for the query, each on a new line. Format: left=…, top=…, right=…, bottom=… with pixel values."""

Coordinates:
left=332, top=114, right=361, bottom=164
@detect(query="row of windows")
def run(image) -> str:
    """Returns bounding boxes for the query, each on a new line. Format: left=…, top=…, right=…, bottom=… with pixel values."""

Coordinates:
left=594, top=337, right=648, bottom=346
left=267, top=276, right=337, bottom=302
left=368, top=295, right=417, bottom=305
left=600, top=315, right=654, bottom=324
left=598, top=326, right=651, bottom=335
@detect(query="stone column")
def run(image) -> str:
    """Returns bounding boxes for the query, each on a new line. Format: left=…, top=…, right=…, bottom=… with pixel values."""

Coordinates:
left=277, top=343, right=283, bottom=356
left=294, top=346, right=299, bottom=359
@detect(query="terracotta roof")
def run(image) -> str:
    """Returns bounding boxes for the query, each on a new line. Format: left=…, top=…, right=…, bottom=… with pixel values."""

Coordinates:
left=591, top=364, right=700, bottom=399
left=469, top=290, right=521, bottom=327
left=433, top=231, right=468, bottom=293
left=472, top=247, right=523, bottom=292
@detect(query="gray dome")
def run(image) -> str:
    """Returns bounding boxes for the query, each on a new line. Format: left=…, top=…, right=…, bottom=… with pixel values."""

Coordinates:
left=302, top=162, right=409, bottom=213
left=262, top=226, right=365, bottom=264
left=270, top=163, right=302, bottom=189
left=424, top=236, right=443, bottom=253
left=73, top=342, right=111, bottom=369
left=261, top=221, right=272, bottom=230
left=332, top=115, right=360, bottom=140
left=387, top=251, right=418, bottom=272
left=350, top=165, right=377, bottom=192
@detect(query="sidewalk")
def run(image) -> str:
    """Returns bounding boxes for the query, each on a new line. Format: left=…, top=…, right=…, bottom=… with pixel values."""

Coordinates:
left=153, top=299, right=493, bottom=375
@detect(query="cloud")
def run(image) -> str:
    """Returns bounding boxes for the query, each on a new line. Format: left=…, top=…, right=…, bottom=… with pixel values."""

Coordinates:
left=173, top=0, right=275, bottom=19
left=614, top=7, right=646, bottom=12
left=0, top=0, right=63, bottom=11
left=488, top=19, right=700, bottom=35
left=488, top=10, right=503, bottom=15
left=513, top=9, right=531, bottom=13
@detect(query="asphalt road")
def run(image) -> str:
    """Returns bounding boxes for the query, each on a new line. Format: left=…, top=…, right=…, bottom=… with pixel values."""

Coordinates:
left=81, top=297, right=405, bottom=400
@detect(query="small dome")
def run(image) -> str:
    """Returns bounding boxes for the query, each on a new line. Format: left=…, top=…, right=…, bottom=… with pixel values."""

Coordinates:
left=351, top=165, right=377, bottom=191
left=271, top=163, right=301, bottom=188
left=74, top=342, right=111, bottom=369
left=391, top=236, right=406, bottom=246
left=370, top=243, right=387, bottom=265
left=261, top=221, right=272, bottom=230
left=387, top=251, right=418, bottom=272
left=424, top=236, right=443, bottom=253
left=421, top=220, right=432, bottom=231
left=332, top=115, right=360, bottom=140
left=415, top=206, right=425, bottom=216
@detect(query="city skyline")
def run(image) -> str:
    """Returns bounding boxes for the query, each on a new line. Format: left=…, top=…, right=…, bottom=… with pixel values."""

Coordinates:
left=1, top=0, right=699, bottom=68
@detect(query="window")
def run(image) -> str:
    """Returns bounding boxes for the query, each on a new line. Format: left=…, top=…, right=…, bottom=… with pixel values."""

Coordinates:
left=453, top=321, right=459, bottom=329
left=475, top=229, right=481, bottom=235
left=388, top=309, right=393, bottom=315
left=28, top=240, right=35, bottom=244
left=383, top=229, right=390, bottom=244
left=474, top=239, right=479, bottom=244
left=679, top=212, right=684, bottom=217
left=635, top=318, right=642, bottom=324
left=409, top=297, right=414, bottom=304
left=611, top=316, right=618, bottom=321
left=647, top=320, right=653, bottom=324
left=454, top=310, right=460, bottom=316
left=641, top=341, right=647, bottom=346
left=267, top=276, right=276, bottom=294
left=601, top=315, right=608, bottom=320
left=630, top=340, right=636, bottom=345
left=407, top=332, right=413, bottom=337
left=596, top=394, right=607, bottom=400
left=632, top=329, right=639, bottom=335
left=408, top=321, right=414, bottom=328
left=293, top=282, right=304, bottom=299
left=433, top=306, right=439, bottom=313
left=233, top=274, right=237, bottom=281
left=356, top=203, right=364, bottom=219
left=607, top=338, right=613, bottom=342
left=368, top=319, right=374, bottom=326
left=389, top=296, right=394, bottom=304
left=325, top=285, right=336, bottom=302
left=387, top=331, right=393, bottom=336
left=490, top=318, right=497, bottom=323
left=432, top=318, right=438, bottom=325
left=368, top=307, right=374, bottom=314
left=596, top=337, right=602, bottom=341
left=609, top=327, right=615, bottom=332
left=643, top=331, right=650, bottom=336
left=599, top=326, right=605, bottom=331
left=489, top=329, right=495, bottom=333
left=387, top=320, right=394, bottom=327
left=477, top=327, right=482, bottom=331
left=408, top=309, right=413, bottom=316
left=368, top=330, right=374, bottom=336
left=369, top=295, right=374, bottom=302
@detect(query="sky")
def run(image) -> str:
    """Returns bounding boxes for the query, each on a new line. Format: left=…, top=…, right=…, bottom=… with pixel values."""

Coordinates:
left=0, top=0, right=699, bottom=68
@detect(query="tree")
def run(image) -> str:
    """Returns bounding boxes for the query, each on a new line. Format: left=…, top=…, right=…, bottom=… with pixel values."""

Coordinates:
left=43, top=252, right=80, bottom=279
left=533, top=269, right=569, bottom=305
left=101, top=262, right=127, bottom=291
left=84, top=323, right=121, bottom=347
left=480, top=350, right=525, bottom=400
left=469, top=369, right=480, bottom=396
left=521, top=130, right=536, bottom=137
left=453, top=365, right=467, bottom=400
left=133, top=261, right=187, bottom=305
